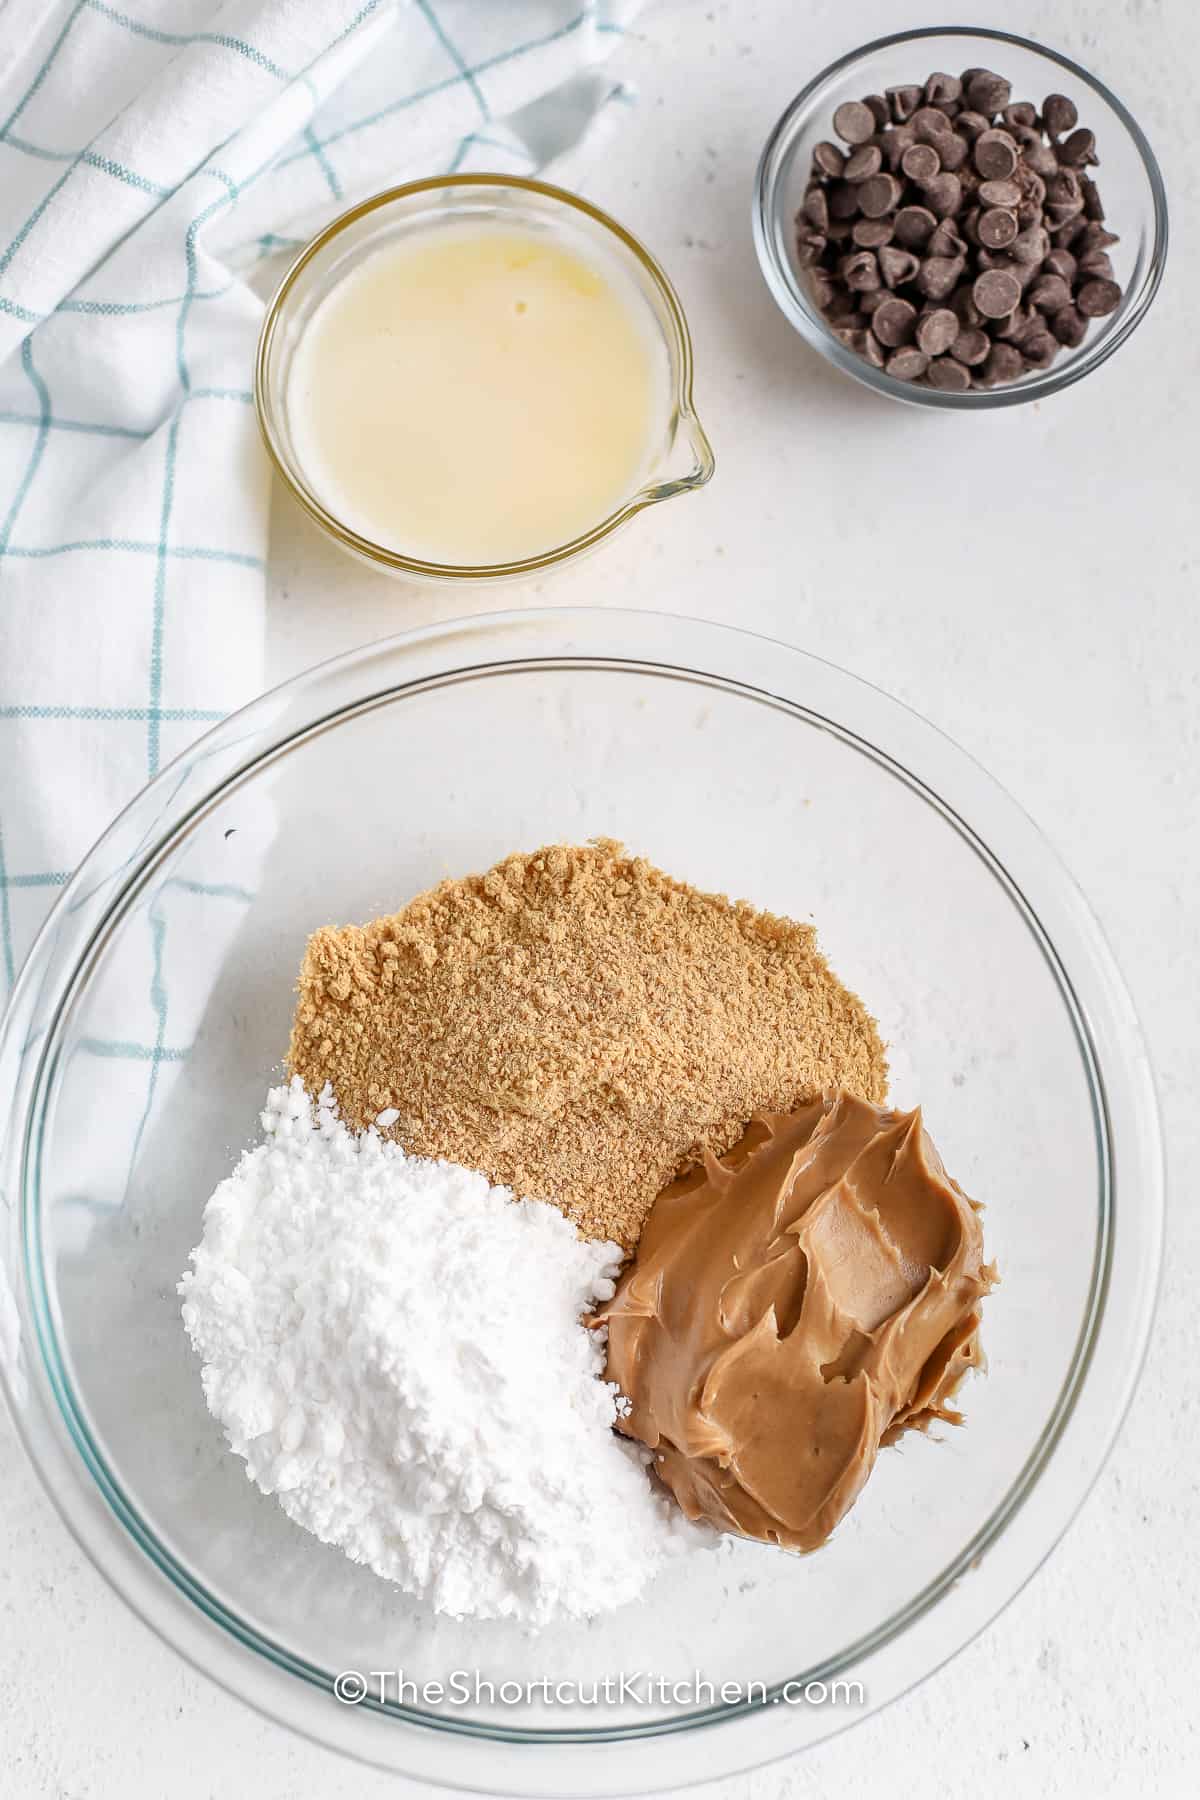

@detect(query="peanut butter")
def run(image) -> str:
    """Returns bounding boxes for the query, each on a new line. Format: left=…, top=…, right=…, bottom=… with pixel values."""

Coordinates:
left=597, top=1090, right=996, bottom=1551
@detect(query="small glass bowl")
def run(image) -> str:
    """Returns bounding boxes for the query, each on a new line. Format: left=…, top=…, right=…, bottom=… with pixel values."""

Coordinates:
left=753, top=26, right=1168, bottom=409
left=256, top=175, right=714, bottom=580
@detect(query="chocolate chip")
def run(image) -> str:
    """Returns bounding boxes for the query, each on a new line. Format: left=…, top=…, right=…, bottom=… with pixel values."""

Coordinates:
left=927, top=219, right=967, bottom=259
left=1022, top=138, right=1060, bottom=178
left=1050, top=204, right=1086, bottom=237
left=893, top=205, right=938, bottom=248
left=1044, top=248, right=1077, bottom=282
left=888, top=84, right=924, bottom=123
left=1060, top=127, right=1098, bottom=168
left=1046, top=167, right=1082, bottom=207
left=864, top=94, right=890, bottom=127
left=1077, top=277, right=1121, bottom=317
left=828, top=182, right=861, bottom=221
left=916, top=307, right=959, bottom=355
left=852, top=217, right=895, bottom=248
left=810, top=271, right=835, bottom=309
left=966, top=70, right=1012, bottom=116
left=880, top=124, right=916, bottom=171
left=901, top=142, right=942, bottom=184
left=1049, top=205, right=1086, bottom=239
left=979, top=177, right=1022, bottom=208
left=1029, top=272, right=1072, bottom=312
left=1003, top=102, right=1039, bottom=132
left=1058, top=218, right=1091, bottom=250
left=1021, top=330, right=1059, bottom=371
left=1042, top=93, right=1078, bottom=138
left=1051, top=305, right=1088, bottom=347
left=1011, top=224, right=1050, bottom=265
left=844, top=144, right=884, bottom=181
left=1077, top=249, right=1115, bottom=281
left=935, top=133, right=969, bottom=172
left=926, top=355, right=972, bottom=390
left=951, top=285, right=984, bottom=327
left=911, top=106, right=952, bottom=144
left=886, top=346, right=929, bottom=380
left=924, top=173, right=962, bottom=218
left=1082, top=177, right=1106, bottom=221
left=872, top=295, right=918, bottom=346
left=917, top=255, right=964, bottom=300
left=1079, top=221, right=1120, bottom=252
left=813, top=141, right=846, bottom=179
left=962, top=168, right=986, bottom=201
left=1016, top=313, right=1054, bottom=350
left=839, top=249, right=881, bottom=291
left=982, top=341, right=1024, bottom=384
left=858, top=288, right=886, bottom=316
left=951, top=326, right=990, bottom=365
left=974, top=129, right=1019, bottom=180
left=878, top=245, right=921, bottom=288
left=833, top=101, right=878, bottom=145
left=857, top=173, right=903, bottom=218
left=955, top=110, right=991, bottom=141
left=996, top=303, right=1035, bottom=343
left=925, top=72, right=962, bottom=107
left=863, top=330, right=886, bottom=368
left=978, top=206, right=1018, bottom=249
left=796, top=230, right=827, bottom=267
left=973, top=268, right=1021, bottom=317
left=803, top=186, right=830, bottom=232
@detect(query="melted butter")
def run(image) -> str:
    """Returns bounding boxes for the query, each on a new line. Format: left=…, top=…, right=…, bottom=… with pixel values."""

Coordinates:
left=287, top=223, right=665, bottom=565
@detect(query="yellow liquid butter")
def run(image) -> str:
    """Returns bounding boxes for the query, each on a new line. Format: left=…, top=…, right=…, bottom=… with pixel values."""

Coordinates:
left=287, top=224, right=665, bottom=565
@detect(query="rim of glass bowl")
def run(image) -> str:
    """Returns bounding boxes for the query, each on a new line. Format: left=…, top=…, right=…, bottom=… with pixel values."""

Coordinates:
left=255, top=175, right=715, bottom=579
left=753, top=25, right=1169, bottom=411
left=0, top=610, right=1163, bottom=1794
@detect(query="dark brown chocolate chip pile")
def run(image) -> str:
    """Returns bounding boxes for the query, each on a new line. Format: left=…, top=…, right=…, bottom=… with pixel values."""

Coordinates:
left=798, top=69, right=1124, bottom=391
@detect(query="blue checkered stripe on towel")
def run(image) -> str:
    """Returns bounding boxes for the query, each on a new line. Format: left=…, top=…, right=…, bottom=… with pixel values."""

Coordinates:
left=0, top=0, right=639, bottom=1064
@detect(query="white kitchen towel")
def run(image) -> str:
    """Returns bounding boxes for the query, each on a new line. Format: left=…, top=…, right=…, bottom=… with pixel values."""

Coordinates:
left=0, top=0, right=641, bottom=1010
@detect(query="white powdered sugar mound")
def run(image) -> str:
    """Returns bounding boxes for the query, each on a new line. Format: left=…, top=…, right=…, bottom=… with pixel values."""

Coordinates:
left=179, top=1079, right=692, bottom=1627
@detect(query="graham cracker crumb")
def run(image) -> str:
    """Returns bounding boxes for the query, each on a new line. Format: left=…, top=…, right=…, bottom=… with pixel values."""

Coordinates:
left=287, top=841, right=888, bottom=1248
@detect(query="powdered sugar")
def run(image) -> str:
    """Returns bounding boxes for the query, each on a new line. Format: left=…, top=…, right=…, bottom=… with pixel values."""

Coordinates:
left=179, top=1079, right=693, bottom=1627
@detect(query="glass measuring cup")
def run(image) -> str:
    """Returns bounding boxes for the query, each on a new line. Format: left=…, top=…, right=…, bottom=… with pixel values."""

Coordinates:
left=255, top=175, right=714, bottom=582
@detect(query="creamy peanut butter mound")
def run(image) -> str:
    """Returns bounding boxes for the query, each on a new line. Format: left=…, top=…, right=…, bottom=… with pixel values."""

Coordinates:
left=287, top=842, right=887, bottom=1248
left=597, top=1090, right=996, bottom=1550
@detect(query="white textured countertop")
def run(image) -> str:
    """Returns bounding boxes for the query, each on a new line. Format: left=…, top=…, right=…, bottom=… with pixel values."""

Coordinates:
left=3, top=1, right=1197, bottom=1794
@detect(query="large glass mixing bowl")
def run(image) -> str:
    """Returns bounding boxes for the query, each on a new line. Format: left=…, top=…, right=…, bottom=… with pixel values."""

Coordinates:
left=0, top=610, right=1162, bottom=1794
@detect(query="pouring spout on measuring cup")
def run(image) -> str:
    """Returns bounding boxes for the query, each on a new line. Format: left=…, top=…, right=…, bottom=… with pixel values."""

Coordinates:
left=637, top=407, right=716, bottom=508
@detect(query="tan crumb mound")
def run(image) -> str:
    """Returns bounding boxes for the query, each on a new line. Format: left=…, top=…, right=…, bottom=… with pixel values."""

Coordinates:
left=287, top=840, right=888, bottom=1248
